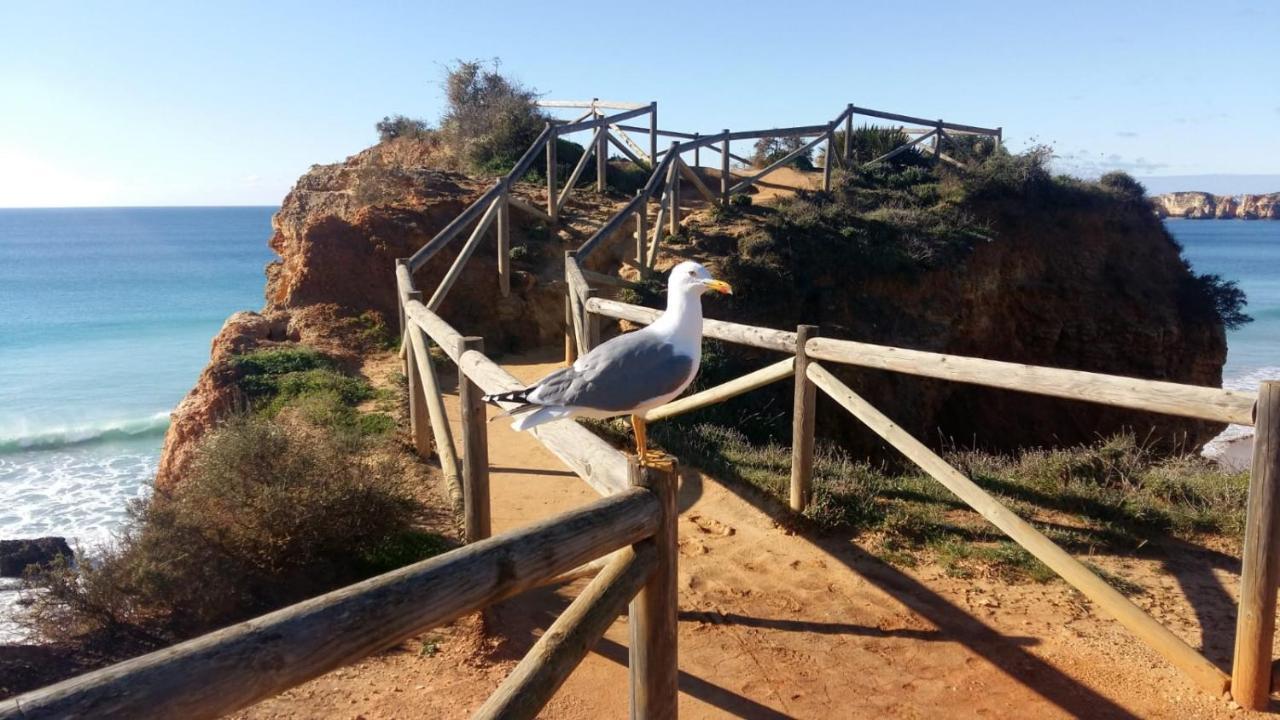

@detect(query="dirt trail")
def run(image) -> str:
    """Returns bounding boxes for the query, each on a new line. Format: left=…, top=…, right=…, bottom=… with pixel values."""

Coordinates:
left=237, top=351, right=1262, bottom=719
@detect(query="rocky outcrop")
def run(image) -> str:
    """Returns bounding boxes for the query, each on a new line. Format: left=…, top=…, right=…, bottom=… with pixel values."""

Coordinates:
left=0, top=537, right=72, bottom=577
left=1152, top=191, right=1280, bottom=219
left=156, top=138, right=572, bottom=489
left=703, top=187, right=1230, bottom=455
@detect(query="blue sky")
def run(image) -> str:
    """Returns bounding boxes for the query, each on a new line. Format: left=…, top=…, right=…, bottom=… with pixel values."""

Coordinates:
left=2, top=0, right=1277, bottom=207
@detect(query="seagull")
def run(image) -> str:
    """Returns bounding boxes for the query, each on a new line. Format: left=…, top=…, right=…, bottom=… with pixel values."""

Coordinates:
left=483, top=260, right=732, bottom=462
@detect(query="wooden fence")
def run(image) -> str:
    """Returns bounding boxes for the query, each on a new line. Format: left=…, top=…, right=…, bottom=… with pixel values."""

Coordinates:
left=565, top=266, right=1278, bottom=709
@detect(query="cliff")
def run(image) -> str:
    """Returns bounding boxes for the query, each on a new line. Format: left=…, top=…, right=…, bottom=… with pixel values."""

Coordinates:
left=1152, top=191, right=1280, bottom=219
left=155, top=137, right=573, bottom=489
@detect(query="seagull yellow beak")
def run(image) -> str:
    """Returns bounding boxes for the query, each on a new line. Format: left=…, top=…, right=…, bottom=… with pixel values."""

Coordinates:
left=704, top=279, right=733, bottom=295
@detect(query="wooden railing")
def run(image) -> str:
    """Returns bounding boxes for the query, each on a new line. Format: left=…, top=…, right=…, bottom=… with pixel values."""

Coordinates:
left=569, top=260, right=1278, bottom=710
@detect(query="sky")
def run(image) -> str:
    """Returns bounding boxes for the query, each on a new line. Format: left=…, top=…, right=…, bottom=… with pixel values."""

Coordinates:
left=2, top=0, right=1277, bottom=207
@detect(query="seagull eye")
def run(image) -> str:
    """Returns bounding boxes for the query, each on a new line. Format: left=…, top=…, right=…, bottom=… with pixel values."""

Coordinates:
left=687, top=270, right=697, bottom=277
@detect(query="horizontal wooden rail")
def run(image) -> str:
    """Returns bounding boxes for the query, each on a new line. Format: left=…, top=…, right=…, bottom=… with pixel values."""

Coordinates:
left=806, top=336, right=1256, bottom=426
left=805, top=362, right=1230, bottom=695
left=644, top=358, right=795, bottom=422
left=616, top=123, right=699, bottom=140
left=405, top=300, right=631, bottom=496
left=538, top=100, right=649, bottom=110
left=724, top=124, right=831, bottom=142
left=586, top=297, right=797, bottom=353
left=474, top=543, right=656, bottom=719
left=0, top=489, right=659, bottom=720
left=555, top=106, right=652, bottom=135
left=849, top=105, right=999, bottom=135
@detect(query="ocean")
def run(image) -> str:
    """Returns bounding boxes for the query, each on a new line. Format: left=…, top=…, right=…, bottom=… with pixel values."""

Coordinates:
left=0, top=210, right=1275, bottom=549
left=1166, top=219, right=1280, bottom=462
left=0, top=207, right=276, bottom=548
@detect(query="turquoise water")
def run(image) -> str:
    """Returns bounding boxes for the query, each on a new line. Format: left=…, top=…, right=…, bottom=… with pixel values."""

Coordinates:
left=0, top=210, right=1271, bottom=545
left=1167, top=219, right=1280, bottom=385
left=0, top=207, right=275, bottom=544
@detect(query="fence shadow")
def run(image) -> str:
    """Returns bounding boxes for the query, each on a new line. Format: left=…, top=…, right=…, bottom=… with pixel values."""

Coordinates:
left=682, top=465, right=1142, bottom=719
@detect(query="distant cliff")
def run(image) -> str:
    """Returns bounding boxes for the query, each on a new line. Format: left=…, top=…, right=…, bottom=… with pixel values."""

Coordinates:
left=1151, top=191, right=1280, bottom=219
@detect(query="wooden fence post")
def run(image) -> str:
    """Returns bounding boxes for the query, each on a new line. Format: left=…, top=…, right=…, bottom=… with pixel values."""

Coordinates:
left=597, top=120, right=608, bottom=193
left=635, top=189, right=647, bottom=269
left=822, top=131, right=833, bottom=192
left=1232, top=381, right=1280, bottom=709
left=648, top=102, right=658, bottom=172
left=404, top=306, right=432, bottom=459
left=720, top=129, right=731, bottom=206
left=498, top=190, right=511, bottom=297
left=584, top=287, right=600, bottom=352
left=995, top=126, right=1003, bottom=154
left=564, top=293, right=577, bottom=367
left=692, top=133, right=700, bottom=167
left=459, top=336, right=491, bottom=543
left=790, top=325, right=818, bottom=511
left=546, top=125, right=558, bottom=223
left=668, top=154, right=680, bottom=237
left=844, top=104, right=853, bottom=164
left=628, top=456, right=679, bottom=720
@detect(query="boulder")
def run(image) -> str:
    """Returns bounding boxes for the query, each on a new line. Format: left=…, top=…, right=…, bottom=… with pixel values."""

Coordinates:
left=0, top=537, right=73, bottom=577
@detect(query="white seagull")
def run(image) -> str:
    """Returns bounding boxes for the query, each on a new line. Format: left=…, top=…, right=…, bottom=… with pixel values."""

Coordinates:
left=484, top=260, right=732, bottom=460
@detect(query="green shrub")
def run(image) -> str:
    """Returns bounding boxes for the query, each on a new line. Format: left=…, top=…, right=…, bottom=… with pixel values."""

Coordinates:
left=729, top=193, right=752, bottom=208
left=20, top=416, right=434, bottom=647
left=825, top=126, right=931, bottom=168
left=1178, top=272, right=1251, bottom=330
left=231, top=346, right=333, bottom=396
left=439, top=60, right=548, bottom=175
left=376, top=115, right=431, bottom=143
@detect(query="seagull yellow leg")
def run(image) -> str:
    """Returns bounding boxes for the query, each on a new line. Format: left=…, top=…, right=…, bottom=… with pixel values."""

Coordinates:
left=631, top=414, right=648, bottom=459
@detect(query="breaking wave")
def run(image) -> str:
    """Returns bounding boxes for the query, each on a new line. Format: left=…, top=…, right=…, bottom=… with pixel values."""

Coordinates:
left=0, top=412, right=171, bottom=454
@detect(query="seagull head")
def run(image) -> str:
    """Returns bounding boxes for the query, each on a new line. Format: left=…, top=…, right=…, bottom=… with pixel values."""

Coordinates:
left=668, top=260, right=732, bottom=297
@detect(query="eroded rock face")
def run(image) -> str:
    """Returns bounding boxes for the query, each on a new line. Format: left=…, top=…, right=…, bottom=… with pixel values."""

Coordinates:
left=156, top=138, right=568, bottom=490
left=1151, top=191, right=1280, bottom=219
left=154, top=311, right=295, bottom=490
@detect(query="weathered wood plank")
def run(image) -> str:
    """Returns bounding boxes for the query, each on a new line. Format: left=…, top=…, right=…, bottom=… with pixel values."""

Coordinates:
left=790, top=326, right=818, bottom=511
left=557, top=128, right=600, bottom=211
left=473, top=544, right=655, bottom=720
left=459, top=336, right=491, bottom=543
left=1232, top=381, right=1280, bottom=709
left=806, top=336, right=1256, bottom=426
left=497, top=194, right=510, bottom=297
left=555, top=105, right=652, bottom=135
left=426, top=191, right=502, bottom=311
left=807, top=361, right=1230, bottom=696
left=0, top=489, right=659, bottom=720
left=586, top=297, right=797, bottom=353
left=849, top=105, right=999, bottom=135
left=407, top=182, right=505, bottom=271
left=644, top=357, right=794, bottom=423
left=628, top=457, right=679, bottom=720
left=406, top=325, right=462, bottom=511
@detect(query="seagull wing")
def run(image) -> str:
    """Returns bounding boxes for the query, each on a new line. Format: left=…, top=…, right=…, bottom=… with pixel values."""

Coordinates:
left=529, top=330, right=696, bottom=412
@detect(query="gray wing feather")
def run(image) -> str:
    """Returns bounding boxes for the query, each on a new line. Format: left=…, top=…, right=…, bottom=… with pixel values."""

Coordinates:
left=529, top=330, right=695, bottom=411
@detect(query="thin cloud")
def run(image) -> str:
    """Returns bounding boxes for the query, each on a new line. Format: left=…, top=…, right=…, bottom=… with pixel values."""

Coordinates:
left=1054, top=150, right=1168, bottom=177
left=1115, top=131, right=1139, bottom=138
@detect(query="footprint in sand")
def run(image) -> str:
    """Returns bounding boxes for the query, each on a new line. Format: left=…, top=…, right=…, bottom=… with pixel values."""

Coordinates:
left=687, top=512, right=735, bottom=537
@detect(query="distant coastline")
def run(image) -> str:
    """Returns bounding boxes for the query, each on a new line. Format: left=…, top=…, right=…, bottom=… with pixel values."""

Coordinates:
left=1151, top=191, right=1279, bottom=220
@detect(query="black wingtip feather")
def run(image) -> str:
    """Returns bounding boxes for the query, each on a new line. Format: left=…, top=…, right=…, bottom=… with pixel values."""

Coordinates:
left=482, top=388, right=532, bottom=405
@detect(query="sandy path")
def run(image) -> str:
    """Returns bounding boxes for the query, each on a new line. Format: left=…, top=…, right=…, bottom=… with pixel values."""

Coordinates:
left=236, top=351, right=1260, bottom=719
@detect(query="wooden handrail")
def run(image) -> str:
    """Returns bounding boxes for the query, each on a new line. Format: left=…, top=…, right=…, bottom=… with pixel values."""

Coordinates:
left=473, top=543, right=656, bottom=719
left=643, top=358, right=795, bottom=422
left=586, top=297, right=798, bottom=353
left=805, top=361, right=1230, bottom=695
left=849, top=105, right=999, bottom=136
left=555, top=105, right=653, bottom=135
left=584, top=296, right=1256, bottom=426
left=0, top=489, right=660, bottom=720
left=805, top=336, right=1256, bottom=426
left=404, top=299, right=631, bottom=496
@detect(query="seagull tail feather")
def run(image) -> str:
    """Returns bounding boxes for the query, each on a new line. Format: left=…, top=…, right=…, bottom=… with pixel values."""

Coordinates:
left=482, top=388, right=532, bottom=406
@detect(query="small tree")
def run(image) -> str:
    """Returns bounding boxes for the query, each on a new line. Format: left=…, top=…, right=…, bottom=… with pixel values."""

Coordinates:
left=751, top=135, right=814, bottom=171
left=439, top=60, right=548, bottom=174
left=376, top=115, right=430, bottom=143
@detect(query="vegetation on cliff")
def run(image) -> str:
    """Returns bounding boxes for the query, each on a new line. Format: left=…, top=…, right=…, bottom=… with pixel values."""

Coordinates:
left=18, top=345, right=442, bottom=658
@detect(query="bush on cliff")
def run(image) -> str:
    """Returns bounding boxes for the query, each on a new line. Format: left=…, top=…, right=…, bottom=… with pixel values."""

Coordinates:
left=376, top=114, right=431, bottom=143
left=440, top=59, right=548, bottom=175
left=20, top=414, right=435, bottom=649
